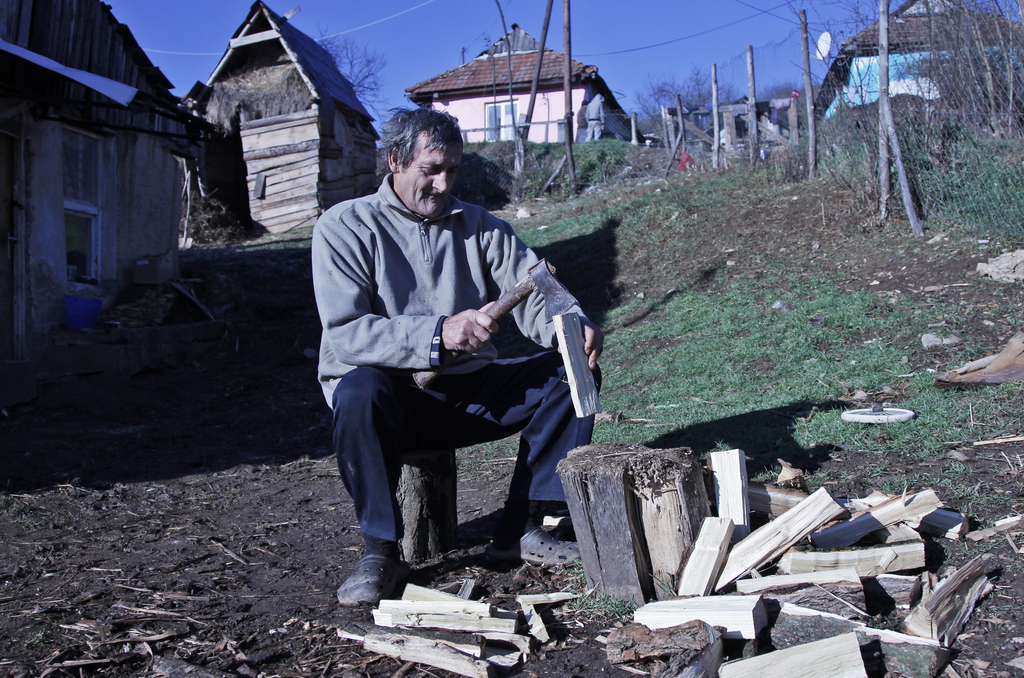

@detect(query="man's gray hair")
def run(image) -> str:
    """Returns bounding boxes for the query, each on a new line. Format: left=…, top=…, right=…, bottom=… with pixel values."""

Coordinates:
left=380, top=108, right=463, bottom=169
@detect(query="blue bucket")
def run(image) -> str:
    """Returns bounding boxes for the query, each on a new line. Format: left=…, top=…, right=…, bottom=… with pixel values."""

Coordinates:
left=64, top=295, right=102, bottom=331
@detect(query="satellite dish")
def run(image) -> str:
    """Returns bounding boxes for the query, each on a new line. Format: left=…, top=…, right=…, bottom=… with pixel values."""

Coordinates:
left=815, top=31, right=832, bottom=60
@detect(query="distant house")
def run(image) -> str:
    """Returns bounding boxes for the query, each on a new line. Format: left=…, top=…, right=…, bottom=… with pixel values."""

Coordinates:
left=817, top=0, right=1023, bottom=119
left=187, top=1, right=378, bottom=234
left=1, top=0, right=202, bottom=406
left=406, top=25, right=629, bottom=143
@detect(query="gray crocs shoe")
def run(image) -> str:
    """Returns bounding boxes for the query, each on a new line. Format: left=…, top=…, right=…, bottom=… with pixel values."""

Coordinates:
left=336, top=553, right=411, bottom=606
left=485, top=527, right=580, bottom=566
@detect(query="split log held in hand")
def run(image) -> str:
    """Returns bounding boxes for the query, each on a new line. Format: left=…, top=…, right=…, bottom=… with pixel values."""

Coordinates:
left=557, top=443, right=710, bottom=604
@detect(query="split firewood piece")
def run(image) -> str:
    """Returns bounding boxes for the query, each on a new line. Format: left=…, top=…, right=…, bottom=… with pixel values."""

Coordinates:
left=479, top=646, right=522, bottom=669
left=517, top=593, right=575, bottom=644
left=633, top=594, right=767, bottom=640
left=558, top=443, right=709, bottom=605
left=718, top=632, right=867, bottom=678
left=734, top=568, right=866, bottom=619
left=865, top=574, right=923, bottom=611
left=716, top=488, right=847, bottom=590
left=772, top=604, right=949, bottom=678
left=542, top=514, right=571, bottom=530
left=373, top=600, right=519, bottom=634
left=709, top=449, right=750, bottom=541
left=747, top=482, right=808, bottom=516
left=934, top=330, right=1024, bottom=387
left=870, top=522, right=924, bottom=544
left=677, top=517, right=734, bottom=597
left=553, top=312, right=600, bottom=417
left=606, top=620, right=722, bottom=675
left=366, top=626, right=485, bottom=658
left=903, top=554, right=994, bottom=646
left=363, top=630, right=495, bottom=678
left=859, top=494, right=967, bottom=540
left=811, top=490, right=942, bottom=550
left=776, top=458, right=808, bottom=492
left=630, top=448, right=710, bottom=600
left=518, top=592, right=576, bottom=606
left=518, top=601, right=547, bottom=643
left=918, top=509, right=968, bottom=540
left=402, top=583, right=466, bottom=602
left=477, top=631, right=532, bottom=656
left=966, top=515, right=1024, bottom=542
left=777, top=541, right=925, bottom=577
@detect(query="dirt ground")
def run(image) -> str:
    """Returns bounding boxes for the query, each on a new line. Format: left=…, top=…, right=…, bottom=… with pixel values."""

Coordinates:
left=2, top=171, right=1024, bottom=678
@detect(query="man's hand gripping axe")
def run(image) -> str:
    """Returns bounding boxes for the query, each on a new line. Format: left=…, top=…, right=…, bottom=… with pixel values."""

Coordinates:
left=412, top=259, right=578, bottom=389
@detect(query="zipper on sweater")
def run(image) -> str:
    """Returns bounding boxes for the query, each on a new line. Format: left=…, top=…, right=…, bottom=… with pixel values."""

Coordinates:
left=418, top=221, right=431, bottom=263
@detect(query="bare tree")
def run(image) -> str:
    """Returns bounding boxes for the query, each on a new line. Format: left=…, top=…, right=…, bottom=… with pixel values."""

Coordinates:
left=635, top=65, right=737, bottom=134
left=318, top=33, right=388, bottom=118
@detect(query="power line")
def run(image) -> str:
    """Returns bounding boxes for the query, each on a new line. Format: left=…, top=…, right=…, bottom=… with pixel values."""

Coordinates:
left=143, top=49, right=222, bottom=55
left=319, top=0, right=440, bottom=39
left=732, top=0, right=795, bottom=25
left=578, top=2, right=792, bottom=57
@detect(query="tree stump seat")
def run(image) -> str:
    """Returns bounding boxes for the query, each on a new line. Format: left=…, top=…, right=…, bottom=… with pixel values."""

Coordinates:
left=396, top=448, right=458, bottom=564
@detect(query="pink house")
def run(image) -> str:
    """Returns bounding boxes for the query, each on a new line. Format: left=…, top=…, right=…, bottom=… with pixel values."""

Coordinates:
left=405, top=25, right=627, bottom=144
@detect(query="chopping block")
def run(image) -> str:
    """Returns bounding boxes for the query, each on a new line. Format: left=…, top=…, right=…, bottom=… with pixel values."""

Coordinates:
left=397, top=448, right=458, bottom=563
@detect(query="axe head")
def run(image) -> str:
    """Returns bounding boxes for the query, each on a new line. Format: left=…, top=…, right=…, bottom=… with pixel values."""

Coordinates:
left=528, top=260, right=579, bottom=322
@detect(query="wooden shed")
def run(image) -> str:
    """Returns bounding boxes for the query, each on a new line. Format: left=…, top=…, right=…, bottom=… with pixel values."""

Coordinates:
left=189, top=1, right=377, bottom=234
left=1, top=0, right=207, bottom=405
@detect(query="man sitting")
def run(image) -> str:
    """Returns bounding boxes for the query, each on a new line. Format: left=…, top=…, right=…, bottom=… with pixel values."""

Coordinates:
left=311, top=108, right=603, bottom=605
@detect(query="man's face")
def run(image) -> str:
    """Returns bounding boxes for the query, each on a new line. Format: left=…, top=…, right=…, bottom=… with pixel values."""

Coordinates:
left=390, top=133, right=461, bottom=220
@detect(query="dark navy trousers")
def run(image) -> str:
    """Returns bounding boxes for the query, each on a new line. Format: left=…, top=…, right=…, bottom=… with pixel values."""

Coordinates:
left=331, top=350, right=598, bottom=542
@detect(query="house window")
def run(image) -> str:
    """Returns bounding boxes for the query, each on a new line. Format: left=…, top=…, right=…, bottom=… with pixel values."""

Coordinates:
left=485, top=101, right=518, bottom=141
left=62, top=129, right=101, bottom=280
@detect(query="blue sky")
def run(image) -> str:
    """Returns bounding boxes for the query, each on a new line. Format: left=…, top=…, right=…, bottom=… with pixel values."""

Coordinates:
left=105, top=0, right=870, bottom=119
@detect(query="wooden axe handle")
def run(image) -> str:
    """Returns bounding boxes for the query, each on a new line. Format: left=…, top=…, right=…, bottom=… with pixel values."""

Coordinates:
left=411, top=271, right=539, bottom=390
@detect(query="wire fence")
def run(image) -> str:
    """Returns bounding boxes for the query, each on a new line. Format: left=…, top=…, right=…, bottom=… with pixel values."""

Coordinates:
left=446, top=2, right=1024, bottom=236
left=819, top=2, right=1024, bottom=233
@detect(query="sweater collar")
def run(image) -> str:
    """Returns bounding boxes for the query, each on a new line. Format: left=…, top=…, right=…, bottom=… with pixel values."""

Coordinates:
left=378, top=174, right=463, bottom=224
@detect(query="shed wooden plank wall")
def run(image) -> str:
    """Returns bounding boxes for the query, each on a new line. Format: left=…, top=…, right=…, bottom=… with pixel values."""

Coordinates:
left=242, top=109, right=321, bottom=234
left=1, top=0, right=186, bottom=138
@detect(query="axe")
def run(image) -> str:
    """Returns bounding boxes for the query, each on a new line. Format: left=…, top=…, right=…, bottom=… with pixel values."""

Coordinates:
left=412, top=259, right=578, bottom=389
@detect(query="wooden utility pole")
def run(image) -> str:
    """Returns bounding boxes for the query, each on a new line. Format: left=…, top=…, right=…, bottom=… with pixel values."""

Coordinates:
left=878, top=0, right=891, bottom=219
left=800, top=10, right=816, bottom=179
left=712, top=63, right=720, bottom=169
left=746, top=45, right=758, bottom=165
left=878, top=0, right=925, bottom=236
left=676, top=93, right=688, bottom=155
left=522, top=0, right=554, bottom=144
left=562, top=0, right=576, bottom=192
left=492, top=1, right=524, bottom=179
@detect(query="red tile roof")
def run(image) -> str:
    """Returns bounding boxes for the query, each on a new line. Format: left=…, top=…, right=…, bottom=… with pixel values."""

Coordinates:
left=406, top=49, right=596, bottom=100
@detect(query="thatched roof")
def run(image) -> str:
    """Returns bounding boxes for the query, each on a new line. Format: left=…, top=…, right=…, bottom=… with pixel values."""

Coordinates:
left=204, top=1, right=372, bottom=122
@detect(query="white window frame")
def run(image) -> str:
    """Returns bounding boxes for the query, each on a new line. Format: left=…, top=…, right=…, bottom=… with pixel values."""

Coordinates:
left=485, top=101, right=519, bottom=141
left=62, top=127, right=104, bottom=281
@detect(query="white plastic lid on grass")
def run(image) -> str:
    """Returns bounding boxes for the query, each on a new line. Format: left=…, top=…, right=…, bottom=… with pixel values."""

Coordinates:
left=841, top=407, right=916, bottom=423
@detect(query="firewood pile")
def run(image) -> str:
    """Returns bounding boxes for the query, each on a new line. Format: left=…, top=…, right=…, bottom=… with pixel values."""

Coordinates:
left=340, top=442, right=1018, bottom=678
left=340, top=583, right=571, bottom=678
left=560, top=442, right=1005, bottom=678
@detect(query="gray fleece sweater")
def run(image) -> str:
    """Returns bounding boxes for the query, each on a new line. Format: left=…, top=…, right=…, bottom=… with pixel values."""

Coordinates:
left=312, top=176, right=575, bottom=406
